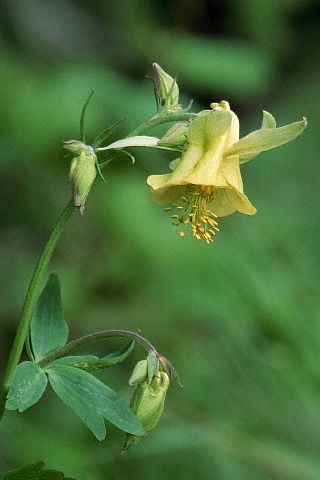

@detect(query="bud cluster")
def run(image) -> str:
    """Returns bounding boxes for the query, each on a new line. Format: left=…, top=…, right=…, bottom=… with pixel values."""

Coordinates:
left=122, top=356, right=170, bottom=452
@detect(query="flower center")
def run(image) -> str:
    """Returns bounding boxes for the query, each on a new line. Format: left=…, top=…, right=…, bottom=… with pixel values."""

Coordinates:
left=163, top=185, right=219, bottom=244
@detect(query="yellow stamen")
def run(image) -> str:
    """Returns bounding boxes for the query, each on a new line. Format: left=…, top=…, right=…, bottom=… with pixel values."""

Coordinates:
left=207, top=218, right=218, bottom=227
left=163, top=185, right=220, bottom=244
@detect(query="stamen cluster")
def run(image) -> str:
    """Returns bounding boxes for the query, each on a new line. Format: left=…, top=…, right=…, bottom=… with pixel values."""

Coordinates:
left=164, top=185, right=219, bottom=244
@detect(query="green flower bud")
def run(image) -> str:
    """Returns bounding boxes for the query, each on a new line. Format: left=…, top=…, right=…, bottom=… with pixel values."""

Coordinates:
left=128, top=360, right=148, bottom=386
left=158, top=122, right=189, bottom=150
left=152, top=63, right=181, bottom=113
left=122, top=371, right=170, bottom=453
left=63, top=140, right=87, bottom=155
left=64, top=141, right=97, bottom=214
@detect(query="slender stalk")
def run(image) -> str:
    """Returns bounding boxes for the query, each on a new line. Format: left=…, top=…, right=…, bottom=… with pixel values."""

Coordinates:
left=0, top=111, right=186, bottom=415
left=128, top=112, right=197, bottom=137
left=0, top=200, right=75, bottom=416
left=38, top=329, right=159, bottom=368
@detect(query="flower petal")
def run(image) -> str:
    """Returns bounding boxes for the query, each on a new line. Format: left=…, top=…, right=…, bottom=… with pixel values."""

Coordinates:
left=224, top=117, right=307, bottom=161
left=170, top=109, right=237, bottom=186
left=237, top=110, right=276, bottom=163
left=212, top=185, right=257, bottom=217
left=150, top=184, right=186, bottom=205
left=147, top=173, right=172, bottom=191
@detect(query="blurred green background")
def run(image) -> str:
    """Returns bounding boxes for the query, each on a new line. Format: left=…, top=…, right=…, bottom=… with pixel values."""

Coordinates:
left=0, top=0, right=319, bottom=478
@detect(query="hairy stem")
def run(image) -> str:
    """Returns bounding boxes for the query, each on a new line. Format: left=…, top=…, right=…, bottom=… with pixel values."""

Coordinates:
left=0, top=200, right=75, bottom=417
left=38, top=329, right=159, bottom=368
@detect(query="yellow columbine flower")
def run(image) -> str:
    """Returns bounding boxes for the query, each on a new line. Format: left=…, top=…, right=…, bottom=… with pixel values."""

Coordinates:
left=147, top=101, right=307, bottom=244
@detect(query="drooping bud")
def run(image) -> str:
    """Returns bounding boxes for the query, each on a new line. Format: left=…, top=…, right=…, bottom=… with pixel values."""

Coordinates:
left=152, top=63, right=181, bottom=113
left=158, top=122, right=189, bottom=150
left=122, top=371, right=170, bottom=452
left=128, top=360, right=148, bottom=386
left=64, top=141, right=97, bottom=214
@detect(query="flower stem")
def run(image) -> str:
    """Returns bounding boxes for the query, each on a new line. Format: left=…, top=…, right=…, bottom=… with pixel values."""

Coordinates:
left=38, top=329, right=158, bottom=368
left=128, top=112, right=197, bottom=137
left=0, top=111, right=186, bottom=416
left=0, top=200, right=75, bottom=418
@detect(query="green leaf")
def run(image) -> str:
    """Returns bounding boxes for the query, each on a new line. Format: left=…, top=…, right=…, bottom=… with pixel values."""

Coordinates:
left=48, top=366, right=106, bottom=441
left=6, top=362, right=47, bottom=413
left=0, top=461, right=75, bottom=479
left=31, top=273, right=69, bottom=361
left=49, top=341, right=135, bottom=370
left=0, top=461, right=44, bottom=479
left=225, top=117, right=307, bottom=160
left=48, top=366, right=144, bottom=440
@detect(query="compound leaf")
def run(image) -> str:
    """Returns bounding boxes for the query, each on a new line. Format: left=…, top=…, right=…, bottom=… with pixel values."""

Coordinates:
left=48, top=365, right=144, bottom=440
left=31, top=274, right=69, bottom=361
left=6, top=362, right=47, bottom=413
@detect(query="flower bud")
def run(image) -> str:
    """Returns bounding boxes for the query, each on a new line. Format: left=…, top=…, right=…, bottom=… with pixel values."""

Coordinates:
left=128, top=360, right=148, bottom=386
left=64, top=141, right=97, bottom=214
left=122, top=371, right=170, bottom=452
left=63, top=140, right=86, bottom=155
left=152, top=63, right=181, bottom=112
left=158, top=122, right=189, bottom=150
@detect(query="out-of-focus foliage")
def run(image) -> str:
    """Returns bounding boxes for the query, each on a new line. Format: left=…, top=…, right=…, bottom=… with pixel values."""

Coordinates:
left=0, top=460, right=75, bottom=479
left=0, top=0, right=319, bottom=479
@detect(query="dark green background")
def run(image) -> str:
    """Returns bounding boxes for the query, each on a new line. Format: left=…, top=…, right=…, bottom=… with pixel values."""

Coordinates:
left=0, top=1, right=319, bottom=478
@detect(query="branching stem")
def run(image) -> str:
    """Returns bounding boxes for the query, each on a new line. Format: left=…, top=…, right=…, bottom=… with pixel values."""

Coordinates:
left=0, top=109, right=187, bottom=418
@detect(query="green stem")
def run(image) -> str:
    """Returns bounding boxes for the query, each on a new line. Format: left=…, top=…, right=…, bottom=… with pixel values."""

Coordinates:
left=0, top=200, right=75, bottom=416
left=38, top=329, right=159, bottom=368
left=0, top=111, right=187, bottom=414
left=128, top=112, right=197, bottom=137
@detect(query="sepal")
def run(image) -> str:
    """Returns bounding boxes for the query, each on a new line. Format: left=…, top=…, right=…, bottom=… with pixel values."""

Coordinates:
left=225, top=116, right=307, bottom=162
left=158, top=122, right=189, bottom=150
